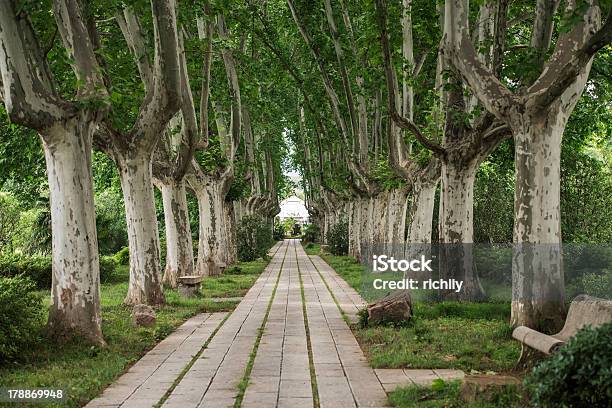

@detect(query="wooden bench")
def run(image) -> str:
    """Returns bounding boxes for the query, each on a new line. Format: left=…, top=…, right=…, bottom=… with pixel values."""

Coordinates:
left=178, top=275, right=203, bottom=298
left=512, top=295, right=612, bottom=355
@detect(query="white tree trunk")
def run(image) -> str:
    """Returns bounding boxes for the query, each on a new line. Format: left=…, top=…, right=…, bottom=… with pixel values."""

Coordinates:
left=118, top=153, right=165, bottom=305
left=348, top=200, right=362, bottom=258
left=407, top=179, right=437, bottom=244
left=193, top=174, right=227, bottom=276
left=439, top=162, right=484, bottom=301
left=160, top=180, right=194, bottom=288
left=372, top=192, right=389, bottom=246
left=224, top=203, right=237, bottom=265
left=44, top=117, right=104, bottom=345
left=359, top=198, right=373, bottom=260
left=439, top=163, right=476, bottom=243
left=511, top=114, right=566, bottom=330
left=385, top=189, right=409, bottom=258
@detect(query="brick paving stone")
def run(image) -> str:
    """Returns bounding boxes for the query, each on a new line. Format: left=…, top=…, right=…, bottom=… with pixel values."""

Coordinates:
left=162, top=242, right=287, bottom=408
left=85, top=311, right=226, bottom=408
left=297, top=243, right=388, bottom=407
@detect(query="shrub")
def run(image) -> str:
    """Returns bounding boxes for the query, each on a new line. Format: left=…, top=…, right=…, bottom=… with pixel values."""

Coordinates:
left=283, top=217, right=296, bottom=236
left=99, top=255, right=118, bottom=283
left=327, top=220, right=349, bottom=256
left=525, top=322, right=612, bottom=407
left=114, top=246, right=130, bottom=265
left=0, top=276, right=44, bottom=362
left=302, top=223, right=320, bottom=244
left=237, top=215, right=273, bottom=262
left=0, top=254, right=117, bottom=287
left=95, top=190, right=128, bottom=255
left=273, top=223, right=285, bottom=241
left=26, top=204, right=52, bottom=255
left=0, top=192, right=21, bottom=254
left=0, top=253, right=52, bottom=288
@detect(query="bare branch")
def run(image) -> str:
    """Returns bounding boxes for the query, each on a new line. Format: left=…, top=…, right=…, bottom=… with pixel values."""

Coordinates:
left=217, top=13, right=242, bottom=163
left=323, top=0, right=358, bottom=142
left=197, top=12, right=213, bottom=149
left=413, top=49, right=429, bottom=78
left=286, top=0, right=352, bottom=150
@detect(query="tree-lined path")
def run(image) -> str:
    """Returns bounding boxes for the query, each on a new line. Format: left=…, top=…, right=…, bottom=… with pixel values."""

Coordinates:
left=87, top=239, right=464, bottom=408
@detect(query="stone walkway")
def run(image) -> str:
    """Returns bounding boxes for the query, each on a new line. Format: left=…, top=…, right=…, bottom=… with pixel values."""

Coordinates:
left=87, top=240, right=462, bottom=408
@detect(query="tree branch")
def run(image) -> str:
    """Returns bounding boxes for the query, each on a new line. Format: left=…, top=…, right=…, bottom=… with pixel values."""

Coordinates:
left=444, top=0, right=520, bottom=123
left=172, top=32, right=198, bottom=180
left=197, top=12, right=213, bottom=149
left=0, top=0, right=67, bottom=130
left=115, top=7, right=154, bottom=94
left=134, top=0, right=181, bottom=148
left=217, top=13, right=242, bottom=164
left=528, top=3, right=610, bottom=109
left=375, top=0, right=446, bottom=158
left=53, top=0, right=107, bottom=100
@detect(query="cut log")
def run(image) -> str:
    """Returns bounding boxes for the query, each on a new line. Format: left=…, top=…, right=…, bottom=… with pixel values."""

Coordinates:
left=461, top=375, right=521, bottom=403
left=367, top=290, right=412, bottom=325
left=132, top=304, right=156, bottom=327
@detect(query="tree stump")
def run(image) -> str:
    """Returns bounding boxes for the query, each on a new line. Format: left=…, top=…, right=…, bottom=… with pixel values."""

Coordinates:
left=367, top=291, right=412, bottom=325
left=132, top=304, right=156, bottom=327
left=460, top=375, right=521, bottom=403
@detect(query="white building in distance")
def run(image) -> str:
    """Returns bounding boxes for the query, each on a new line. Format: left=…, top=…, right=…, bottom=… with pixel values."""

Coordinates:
left=278, top=196, right=309, bottom=225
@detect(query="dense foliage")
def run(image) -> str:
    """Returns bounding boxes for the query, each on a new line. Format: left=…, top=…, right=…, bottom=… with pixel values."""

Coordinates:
left=525, top=322, right=612, bottom=407
left=0, top=276, right=44, bottom=363
left=273, top=223, right=285, bottom=241
left=302, top=223, right=320, bottom=244
left=0, top=254, right=118, bottom=288
left=236, top=215, right=274, bottom=262
left=327, top=221, right=349, bottom=256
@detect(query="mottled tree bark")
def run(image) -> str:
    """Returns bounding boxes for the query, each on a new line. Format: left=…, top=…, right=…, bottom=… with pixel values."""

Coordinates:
left=118, top=152, right=165, bottom=305
left=98, top=1, right=181, bottom=305
left=0, top=0, right=106, bottom=344
left=159, top=179, right=194, bottom=288
left=44, top=116, right=104, bottom=344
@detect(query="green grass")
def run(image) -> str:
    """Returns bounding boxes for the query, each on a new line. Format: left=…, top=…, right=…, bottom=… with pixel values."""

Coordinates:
left=302, top=243, right=520, bottom=373
left=356, top=307, right=519, bottom=372
left=0, top=259, right=269, bottom=408
left=388, top=380, right=524, bottom=408
left=203, top=259, right=268, bottom=298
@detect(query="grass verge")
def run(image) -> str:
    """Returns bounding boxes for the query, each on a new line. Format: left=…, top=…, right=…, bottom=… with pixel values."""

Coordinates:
left=388, top=380, right=525, bottom=408
left=302, top=242, right=520, bottom=373
left=0, top=258, right=270, bottom=408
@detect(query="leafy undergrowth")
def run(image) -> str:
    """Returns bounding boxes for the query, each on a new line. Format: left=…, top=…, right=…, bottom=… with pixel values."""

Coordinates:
left=388, top=380, right=525, bottom=408
left=0, top=259, right=268, bottom=408
left=303, top=243, right=520, bottom=373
